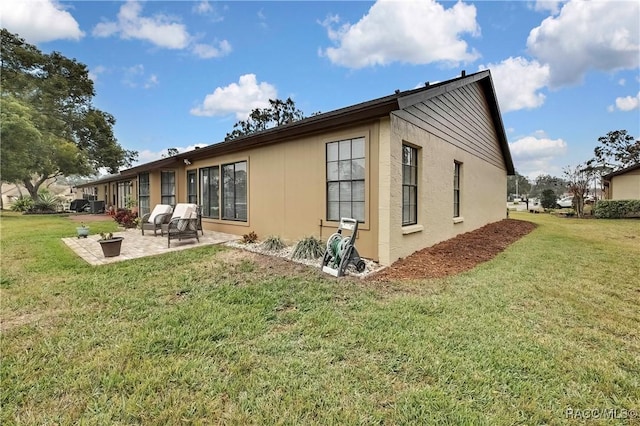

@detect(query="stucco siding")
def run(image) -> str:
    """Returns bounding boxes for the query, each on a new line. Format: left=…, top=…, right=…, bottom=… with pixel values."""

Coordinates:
left=610, top=169, right=640, bottom=199
left=189, top=124, right=380, bottom=261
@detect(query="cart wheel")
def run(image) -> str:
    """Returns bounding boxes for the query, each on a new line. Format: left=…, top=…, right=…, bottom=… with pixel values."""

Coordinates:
left=356, top=260, right=366, bottom=273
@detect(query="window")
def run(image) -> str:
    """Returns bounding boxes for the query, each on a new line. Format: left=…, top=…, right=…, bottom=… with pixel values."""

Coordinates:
left=117, top=181, right=131, bottom=209
left=402, top=145, right=418, bottom=225
left=187, top=170, right=197, bottom=204
left=222, top=161, right=247, bottom=221
left=138, top=173, right=150, bottom=216
left=326, top=137, right=365, bottom=222
left=453, top=161, right=461, bottom=218
left=161, top=171, right=176, bottom=206
left=200, top=166, right=219, bottom=219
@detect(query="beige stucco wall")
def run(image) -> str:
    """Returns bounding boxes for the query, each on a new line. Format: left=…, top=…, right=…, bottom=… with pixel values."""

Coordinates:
left=378, top=114, right=507, bottom=265
left=610, top=169, right=640, bottom=199
left=188, top=123, right=381, bottom=261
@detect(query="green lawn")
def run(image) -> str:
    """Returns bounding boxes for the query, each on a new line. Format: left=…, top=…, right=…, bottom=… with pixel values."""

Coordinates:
left=1, top=211, right=639, bottom=424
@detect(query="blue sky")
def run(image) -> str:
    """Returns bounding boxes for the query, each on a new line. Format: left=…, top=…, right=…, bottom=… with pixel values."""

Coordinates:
left=2, top=0, right=639, bottom=179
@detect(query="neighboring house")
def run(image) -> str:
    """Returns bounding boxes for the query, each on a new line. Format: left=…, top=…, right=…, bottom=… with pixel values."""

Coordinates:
left=77, top=70, right=514, bottom=266
left=1, top=180, right=75, bottom=209
left=602, top=163, right=640, bottom=200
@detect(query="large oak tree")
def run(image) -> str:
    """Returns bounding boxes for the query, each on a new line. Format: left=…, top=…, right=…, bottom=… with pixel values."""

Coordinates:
left=0, top=29, right=137, bottom=200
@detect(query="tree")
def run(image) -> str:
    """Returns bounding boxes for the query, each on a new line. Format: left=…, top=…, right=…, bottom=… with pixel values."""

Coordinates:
left=530, top=174, right=567, bottom=198
left=225, top=98, right=305, bottom=140
left=0, top=29, right=137, bottom=200
left=506, top=171, right=531, bottom=198
left=161, top=148, right=179, bottom=158
left=563, top=163, right=593, bottom=218
left=588, top=130, right=640, bottom=171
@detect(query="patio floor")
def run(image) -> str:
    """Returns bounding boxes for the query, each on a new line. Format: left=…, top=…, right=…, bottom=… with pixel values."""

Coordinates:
left=62, top=227, right=240, bottom=266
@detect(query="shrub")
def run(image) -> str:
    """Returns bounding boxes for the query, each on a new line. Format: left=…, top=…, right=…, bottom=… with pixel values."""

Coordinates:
left=594, top=200, right=640, bottom=218
left=291, top=236, right=325, bottom=260
left=540, top=189, right=557, bottom=209
left=261, top=235, right=285, bottom=251
left=242, top=231, right=258, bottom=244
left=114, top=208, right=138, bottom=228
left=34, top=192, right=62, bottom=213
left=10, top=195, right=34, bottom=212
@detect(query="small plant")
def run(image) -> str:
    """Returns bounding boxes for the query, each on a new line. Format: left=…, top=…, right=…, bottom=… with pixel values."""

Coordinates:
left=99, top=232, right=114, bottom=241
left=262, top=235, right=285, bottom=251
left=114, top=209, right=138, bottom=228
left=34, top=191, right=62, bottom=213
left=125, top=196, right=138, bottom=209
left=242, top=231, right=258, bottom=244
left=10, top=195, right=34, bottom=212
left=76, top=223, right=90, bottom=238
left=291, top=236, right=325, bottom=260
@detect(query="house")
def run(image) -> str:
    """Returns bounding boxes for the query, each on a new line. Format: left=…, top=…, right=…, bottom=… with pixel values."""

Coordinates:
left=77, top=70, right=514, bottom=266
left=602, top=163, right=640, bottom=200
left=1, top=179, right=75, bottom=210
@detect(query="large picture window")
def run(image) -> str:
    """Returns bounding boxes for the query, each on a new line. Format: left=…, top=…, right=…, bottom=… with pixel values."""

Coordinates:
left=161, top=171, right=176, bottom=206
left=454, top=161, right=461, bottom=218
left=326, top=137, right=365, bottom=222
left=201, top=166, right=219, bottom=219
left=402, top=145, right=418, bottom=226
left=138, top=172, right=150, bottom=217
left=222, top=161, right=247, bottom=221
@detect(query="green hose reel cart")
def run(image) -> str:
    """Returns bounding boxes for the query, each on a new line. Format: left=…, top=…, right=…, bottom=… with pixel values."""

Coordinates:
left=321, top=217, right=366, bottom=277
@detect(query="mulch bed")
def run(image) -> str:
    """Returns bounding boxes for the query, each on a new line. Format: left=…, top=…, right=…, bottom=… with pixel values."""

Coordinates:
left=368, top=219, right=536, bottom=281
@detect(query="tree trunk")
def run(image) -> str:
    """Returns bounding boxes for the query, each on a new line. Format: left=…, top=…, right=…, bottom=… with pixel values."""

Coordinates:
left=23, top=175, right=49, bottom=201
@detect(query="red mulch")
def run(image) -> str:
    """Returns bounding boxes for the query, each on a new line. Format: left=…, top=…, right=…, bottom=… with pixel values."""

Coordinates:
left=368, top=219, right=536, bottom=281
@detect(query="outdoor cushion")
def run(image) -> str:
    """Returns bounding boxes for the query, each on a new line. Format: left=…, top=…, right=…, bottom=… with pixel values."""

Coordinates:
left=147, top=204, right=173, bottom=224
left=171, top=203, right=198, bottom=220
left=176, top=206, right=196, bottom=231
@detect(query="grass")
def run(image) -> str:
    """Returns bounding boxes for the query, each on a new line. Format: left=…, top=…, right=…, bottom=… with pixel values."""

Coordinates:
left=1, top=211, right=639, bottom=424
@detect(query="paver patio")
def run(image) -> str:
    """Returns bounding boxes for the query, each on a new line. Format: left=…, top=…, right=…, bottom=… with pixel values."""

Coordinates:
left=62, top=227, right=240, bottom=266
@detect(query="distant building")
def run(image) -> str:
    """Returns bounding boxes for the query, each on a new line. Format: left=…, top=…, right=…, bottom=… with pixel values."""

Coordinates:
left=602, top=163, right=640, bottom=200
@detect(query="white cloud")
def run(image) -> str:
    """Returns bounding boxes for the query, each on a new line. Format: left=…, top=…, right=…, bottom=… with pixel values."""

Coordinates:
left=93, top=1, right=231, bottom=58
left=480, top=57, right=550, bottom=112
left=527, top=0, right=640, bottom=88
left=509, top=135, right=567, bottom=177
left=532, top=1, right=562, bottom=15
left=320, top=0, right=479, bottom=68
left=144, top=74, right=159, bottom=89
left=93, top=1, right=190, bottom=49
left=0, top=0, right=84, bottom=43
left=134, top=144, right=208, bottom=165
left=612, top=91, right=640, bottom=112
left=88, top=65, right=107, bottom=83
left=190, top=74, right=277, bottom=119
left=122, top=64, right=158, bottom=89
left=193, top=1, right=212, bottom=15
left=191, top=40, right=232, bottom=59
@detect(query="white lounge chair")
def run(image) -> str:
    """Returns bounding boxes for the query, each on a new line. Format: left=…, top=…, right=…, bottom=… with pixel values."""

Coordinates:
left=165, top=203, right=200, bottom=247
left=140, top=204, right=173, bottom=236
